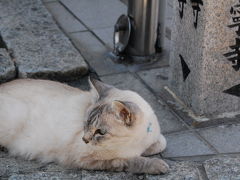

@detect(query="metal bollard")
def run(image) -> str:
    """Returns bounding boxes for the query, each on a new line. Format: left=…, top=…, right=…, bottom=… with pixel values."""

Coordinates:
left=127, top=0, right=159, bottom=56
left=113, top=0, right=160, bottom=62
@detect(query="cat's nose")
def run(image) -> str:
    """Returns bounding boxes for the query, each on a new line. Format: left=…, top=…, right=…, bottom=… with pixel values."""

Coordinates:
left=82, top=136, right=89, bottom=144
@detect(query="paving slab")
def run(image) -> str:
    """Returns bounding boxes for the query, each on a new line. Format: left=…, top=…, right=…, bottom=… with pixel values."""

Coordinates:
left=199, top=124, right=240, bottom=153
left=42, top=0, right=57, bottom=2
left=60, top=0, right=127, bottom=29
left=1, top=154, right=202, bottom=180
left=0, top=0, right=88, bottom=80
left=137, top=67, right=169, bottom=94
left=162, top=131, right=215, bottom=158
left=44, top=1, right=87, bottom=33
left=69, top=30, right=169, bottom=75
left=81, top=170, right=140, bottom=180
left=204, top=156, right=240, bottom=180
left=69, top=31, right=127, bottom=76
left=146, top=161, right=201, bottom=180
left=0, top=151, right=8, bottom=158
left=93, top=27, right=114, bottom=48
left=0, top=157, right=43, bottom=178
left=120, top=0, right=128, bottom=5
left=101, top=72, right=187, bottom=134
left=8, top=171, right=82, bottom=180
left=0, top=49, right=16, bottom=83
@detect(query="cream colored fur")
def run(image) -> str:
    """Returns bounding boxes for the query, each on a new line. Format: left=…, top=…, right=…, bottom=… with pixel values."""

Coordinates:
left=0, top=78, right=168, bottom=174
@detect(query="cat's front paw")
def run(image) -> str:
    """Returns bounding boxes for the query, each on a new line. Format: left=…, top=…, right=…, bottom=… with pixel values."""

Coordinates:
left=147, top=158, right=169, bottom=174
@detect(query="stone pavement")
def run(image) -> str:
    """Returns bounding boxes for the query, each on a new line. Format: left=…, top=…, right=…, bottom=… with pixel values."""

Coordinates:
left=0, top=0, right=240, bottom=179
left=0, top=0, right=88, bottom=82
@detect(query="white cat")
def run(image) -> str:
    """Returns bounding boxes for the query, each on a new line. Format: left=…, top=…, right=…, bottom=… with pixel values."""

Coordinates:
left=0, top=78, right=169, bottom=174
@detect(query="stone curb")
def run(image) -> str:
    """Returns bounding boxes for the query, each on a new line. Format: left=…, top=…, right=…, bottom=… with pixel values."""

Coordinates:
left=0, top=49, right=16, bottom=83
left=0, top=0, right=88, bottom=81
left=1, top=151, right=239, bottom=180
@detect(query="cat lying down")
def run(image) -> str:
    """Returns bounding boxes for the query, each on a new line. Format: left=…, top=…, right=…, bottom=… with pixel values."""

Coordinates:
left=0, top=78, right=169, bottom=174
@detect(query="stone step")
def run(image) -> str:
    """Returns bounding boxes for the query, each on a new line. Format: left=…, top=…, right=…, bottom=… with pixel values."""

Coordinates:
left=0, top=0, right=88, bottom=81
left=1, top=149, right=238, bottom=180
left=0, top=49, right=16, bottom=83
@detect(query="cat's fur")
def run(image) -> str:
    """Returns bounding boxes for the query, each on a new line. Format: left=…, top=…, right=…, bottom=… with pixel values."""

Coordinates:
left=0, top=78, right=169, bottom=174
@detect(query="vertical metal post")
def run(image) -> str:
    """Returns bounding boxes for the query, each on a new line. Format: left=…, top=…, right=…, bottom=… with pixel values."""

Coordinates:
left=158, top=0, right=166, bottom=50
left=126, top=0, right=159, bottom=57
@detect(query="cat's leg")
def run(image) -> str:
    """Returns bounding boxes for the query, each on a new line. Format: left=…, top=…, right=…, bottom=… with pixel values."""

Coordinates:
left=142, top=134, right=167, bottom=156
left=80, top=156, right=169, bottom=174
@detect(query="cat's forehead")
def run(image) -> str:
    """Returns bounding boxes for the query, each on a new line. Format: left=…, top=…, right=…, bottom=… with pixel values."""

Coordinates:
left=85, top=104, right=111, bottom=126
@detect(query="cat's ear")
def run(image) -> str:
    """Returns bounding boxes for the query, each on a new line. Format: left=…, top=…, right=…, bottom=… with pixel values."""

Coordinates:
left=89, top=77, right=113, bottom=99
left=112, top=100, right=132, bottom=126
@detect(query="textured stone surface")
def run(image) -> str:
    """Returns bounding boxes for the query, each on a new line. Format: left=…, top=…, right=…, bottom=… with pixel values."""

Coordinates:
left=0, top=151, right=8, bottom=158
left=204, top=156, right=240, bottom=180
left=169, top=0, right=240, bottom=118
left=0, top=0, right=88, bottom=80
left=44, top=1, right=87, bottom=33
left=60, top=0, right=127, bottom=29
left=0, top=49, right=15, bottom=83
left=101, top=72, right=187, bottom=134
left=0, top=157, right=43, bottom=178
left=162, top=131, right=215, bottom=157
left=0, top=152, right=203, bottom=180
left=8, top=171, right=82, bottom=180
left=137, top=67, right=169, bottom=94
left=146, top=161, right=201, bottom=180
left=199, top=124, right=240, bottom=153
left=81, top=170, right=140, bottom=180
left=42, top=0, right=57, bottom=2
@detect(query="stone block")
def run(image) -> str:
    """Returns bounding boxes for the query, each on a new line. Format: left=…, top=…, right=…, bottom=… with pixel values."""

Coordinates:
left=81, top=170, right=139, bottom=180
left=0, top=0, right=88, bottom=80
left=0, top=157, right=43, bottom=178
left=199, top=124, right=240, bottom=153
left=146, top=161, right=201, bottom=180
left=204, top=156, right=240, bottom=180
left=42, top=0, right=57, bottom=3
left=162, top=131, right=215, bottom=157
left=0, top=152, right=8, bottom=158
left=169, top=0, right=240, bottom=118
left=0, top=49, right=16, bottom=83
left=101, top=72, right=187, bottom=134
left=8, top=172, right=82, bottom=180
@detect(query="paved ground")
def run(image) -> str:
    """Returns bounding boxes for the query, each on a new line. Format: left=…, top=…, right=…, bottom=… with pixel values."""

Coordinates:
left=0, top=0, right=240, bottom=179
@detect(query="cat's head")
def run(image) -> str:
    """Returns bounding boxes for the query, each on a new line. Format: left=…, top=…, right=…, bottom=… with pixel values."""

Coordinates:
left=82, top=77, right=157, bottom=146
